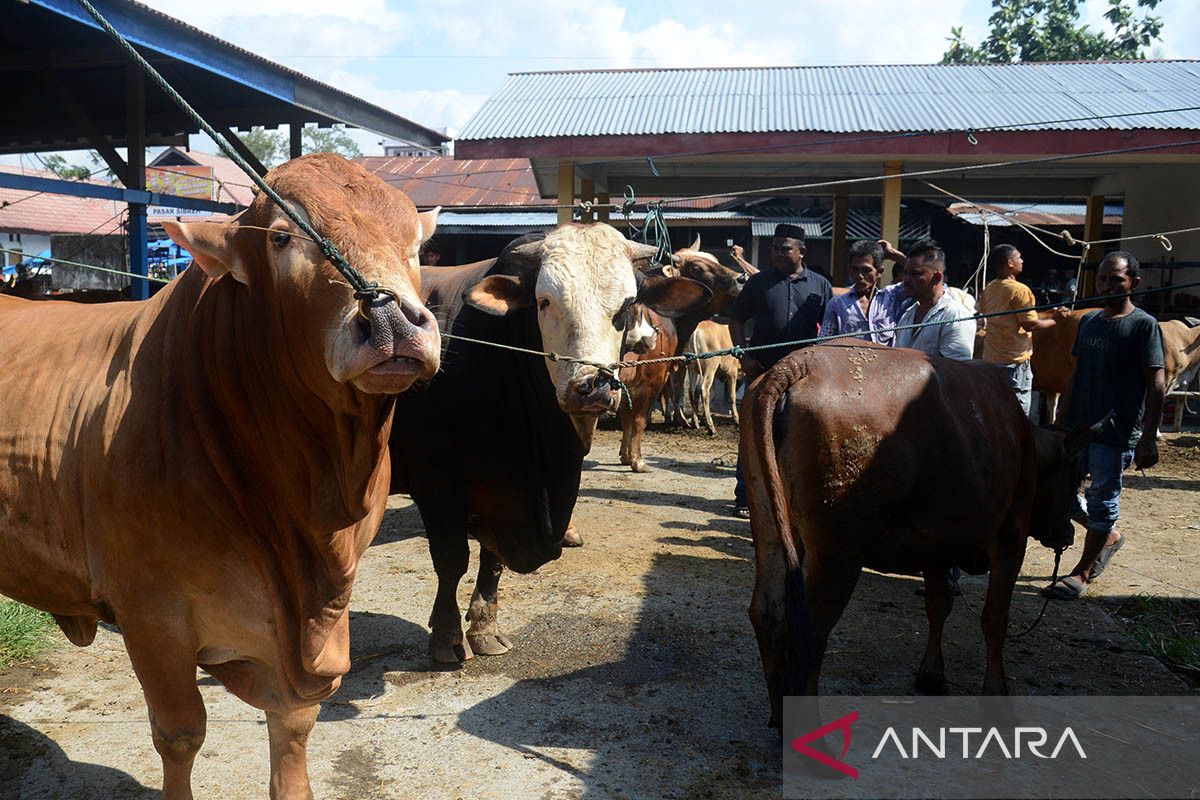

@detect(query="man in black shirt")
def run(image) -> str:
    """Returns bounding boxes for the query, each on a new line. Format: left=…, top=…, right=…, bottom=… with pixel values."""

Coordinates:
left=1042, top=251, right=1165, bottom=600
left=727, top=223, right=832, bottom=516
left=729, top=223, right=833, bottom=377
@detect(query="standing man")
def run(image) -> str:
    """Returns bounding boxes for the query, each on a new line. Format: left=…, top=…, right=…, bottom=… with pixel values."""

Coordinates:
left=820, top=240, right=912, bottom=345
left=1042, top=251, right=1165, bottom=600
left=894, top=240, right=976, bottom=361
left=727, top=223, right=833, bottom=517
left=978, top=245, right=1058, bottom=415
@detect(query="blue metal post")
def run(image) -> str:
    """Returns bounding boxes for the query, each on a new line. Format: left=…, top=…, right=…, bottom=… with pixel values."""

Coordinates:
left=127, top=62, right=148, bottom=300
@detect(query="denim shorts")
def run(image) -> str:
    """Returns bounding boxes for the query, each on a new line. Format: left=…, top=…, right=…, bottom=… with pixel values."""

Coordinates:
left=998, top=360, right=1033, bottom=416
left=1074, top=443, right=1134, bottom=534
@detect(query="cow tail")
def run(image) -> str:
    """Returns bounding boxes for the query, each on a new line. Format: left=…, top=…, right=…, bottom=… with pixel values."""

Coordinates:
left=748, top=364, right=812, bottom=698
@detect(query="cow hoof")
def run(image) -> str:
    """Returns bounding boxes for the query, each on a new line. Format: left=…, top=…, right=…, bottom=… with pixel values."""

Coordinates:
left=561, top=525, right=583, bottom=547
left=914, top=670, right=947, bottom=695
left=705, top=428, right=717, bottom=437
left=619, top=453, right=632, bottom=466
left=631, top=459, right=649, bottom=473
left=467, top=631, right=513, bottom=656
left=430, top=631, right=474, bottom=664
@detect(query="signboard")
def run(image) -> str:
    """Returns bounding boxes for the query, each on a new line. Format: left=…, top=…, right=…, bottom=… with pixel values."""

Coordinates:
left=146, top=164, right=215, bottom=217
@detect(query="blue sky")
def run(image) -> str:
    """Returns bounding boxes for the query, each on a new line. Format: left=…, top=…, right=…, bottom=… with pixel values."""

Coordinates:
left=6, top=0, right=1198, bottom=165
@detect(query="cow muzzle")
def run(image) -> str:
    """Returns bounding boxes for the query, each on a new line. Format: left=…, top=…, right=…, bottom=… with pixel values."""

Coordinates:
left=563, top=372, right=621, bottom=416
left=350, top=291, right=441, bottom=394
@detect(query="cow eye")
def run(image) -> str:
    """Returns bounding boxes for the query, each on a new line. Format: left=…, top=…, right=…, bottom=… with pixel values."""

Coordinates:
left=271, top=231, right=292, bottom=249
left=537, top=298, right=550, bottom=312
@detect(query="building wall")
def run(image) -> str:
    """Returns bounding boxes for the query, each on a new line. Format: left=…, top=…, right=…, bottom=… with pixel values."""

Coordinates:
left=1121, top=166, right=1200, bottom=264
left=1, top=232, right=51, bottom=266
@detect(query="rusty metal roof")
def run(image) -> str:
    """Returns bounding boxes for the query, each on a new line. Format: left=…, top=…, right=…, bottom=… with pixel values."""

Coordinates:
left=0, top=164, right=127, bottom=236
left=356, top=156, right=549, bottom=208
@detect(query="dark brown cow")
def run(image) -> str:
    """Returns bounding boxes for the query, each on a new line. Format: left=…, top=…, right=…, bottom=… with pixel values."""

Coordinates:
left=743, top=342, right=1099, bottom=727
left=0, top=154, right=440, bottom=798
left=617, top=241, right=745, bottom=472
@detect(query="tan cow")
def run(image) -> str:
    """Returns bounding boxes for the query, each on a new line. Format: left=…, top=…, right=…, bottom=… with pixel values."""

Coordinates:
left=685, top=320, right=740, bottom=435
left=1159, top=319, right=1200, bottom=433
left=0, top=154, right=439, bottom=799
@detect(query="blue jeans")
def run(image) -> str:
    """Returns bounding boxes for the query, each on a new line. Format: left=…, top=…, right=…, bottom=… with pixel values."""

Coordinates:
left=998, top=360, right=1033, bottom=416
left=1074, top=443, right=1134, bottom=534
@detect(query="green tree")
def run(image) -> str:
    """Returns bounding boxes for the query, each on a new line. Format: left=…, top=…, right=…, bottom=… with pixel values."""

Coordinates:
left=38, top=153, right=92, bottom=181
left=302, top=125, right=362, bottom=159
left=943, top=0, right=1164, bottom=64
left=237, top=126, right=287, bottom=168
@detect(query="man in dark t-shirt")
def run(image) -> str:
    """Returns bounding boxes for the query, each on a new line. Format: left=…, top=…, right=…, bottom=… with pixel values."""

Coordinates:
left=728, top=223, right=833, bottom=374
left=1043, top=251, right=1165, bottom=600
left=727, top=223, right=832, bottom=516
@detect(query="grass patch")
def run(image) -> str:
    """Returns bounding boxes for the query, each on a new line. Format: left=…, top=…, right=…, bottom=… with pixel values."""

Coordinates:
left=1106, top=595, right=1200, bottom=686
left=0, top=600, right=57, bottom=668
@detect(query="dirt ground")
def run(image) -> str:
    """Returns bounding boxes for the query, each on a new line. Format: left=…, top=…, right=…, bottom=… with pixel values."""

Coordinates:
left=1, top=421, right=1198, bottom=799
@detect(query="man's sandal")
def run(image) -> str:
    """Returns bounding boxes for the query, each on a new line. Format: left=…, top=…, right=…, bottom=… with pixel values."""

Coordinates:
left=1041, top=575, right=1086, bottom=600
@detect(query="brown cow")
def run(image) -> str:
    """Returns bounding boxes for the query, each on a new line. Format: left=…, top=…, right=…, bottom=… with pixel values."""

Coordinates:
left=743, top=342, right=1099, bottom=728
left=617, top=239, right=745, bottom=472
left=0, top=154, right=440, bottom=799
left=1030, top=308, right=1092, bottom=422
left=684, top=320, right=740, bottom=435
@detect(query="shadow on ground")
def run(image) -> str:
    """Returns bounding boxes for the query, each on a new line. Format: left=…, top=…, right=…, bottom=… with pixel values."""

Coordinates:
left=0, top=716, right=156, bottom=800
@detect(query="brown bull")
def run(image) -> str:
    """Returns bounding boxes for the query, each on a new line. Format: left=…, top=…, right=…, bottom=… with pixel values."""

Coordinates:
left=617, top=239, right=745, bottom=472
left=0, top=154, right=440, bottom=799
left=743, top=342, right=1098, bottom=727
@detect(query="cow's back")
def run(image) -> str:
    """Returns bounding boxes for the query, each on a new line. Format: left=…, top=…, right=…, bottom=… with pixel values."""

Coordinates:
left=761, top=342, right=1029, bottom=573
left=1031, top=308, right=1090, bottom=394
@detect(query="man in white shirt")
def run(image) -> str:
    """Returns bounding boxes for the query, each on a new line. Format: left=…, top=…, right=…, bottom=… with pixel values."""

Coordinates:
left=894, top=240, right=976, bottom=361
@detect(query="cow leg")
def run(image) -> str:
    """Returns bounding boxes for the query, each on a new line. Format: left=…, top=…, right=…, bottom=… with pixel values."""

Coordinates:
left=981, top=550, right=1023, bottom=696
left=266, top=704, right=318, bottom=800
left=124, top=624, right=206, bottom=800
left=916, top=570, right=953, bottom=695
left=700, top=363, right=718, bottom=436
left=749, top=541, right=788, bottom=728
left=803, top=554, right=861, bottom=696
left=465, top=547, right=512, bottom=656
left=618, top=406, right=634, bottom=466
left=425, top=512, right=473, bottom=663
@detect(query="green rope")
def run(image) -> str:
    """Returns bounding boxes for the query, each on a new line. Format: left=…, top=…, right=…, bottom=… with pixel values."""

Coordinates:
left=73, top=0, right=379, bottom=300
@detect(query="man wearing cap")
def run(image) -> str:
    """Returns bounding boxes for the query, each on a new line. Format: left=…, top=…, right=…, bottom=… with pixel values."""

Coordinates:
left=727, top=223, right=833, bottom=517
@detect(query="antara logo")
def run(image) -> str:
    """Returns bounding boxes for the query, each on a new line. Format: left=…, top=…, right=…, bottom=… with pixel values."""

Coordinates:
left=792, top=712, right=1087, bottom=777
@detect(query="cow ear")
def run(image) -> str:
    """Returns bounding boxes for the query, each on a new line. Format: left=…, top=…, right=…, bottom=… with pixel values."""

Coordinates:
left=418, top=206, right=440, bottom=244
left=1063, top=411, right=1114, bottom=460
left=637, top=276, right=711, bottom=319
left=464, top=274, right=532, bottom=316
left=161, top=219, right=249, bottom=285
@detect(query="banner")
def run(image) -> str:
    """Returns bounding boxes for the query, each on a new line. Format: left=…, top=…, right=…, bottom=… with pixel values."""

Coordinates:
left=146, top=165, right=215, bottom=217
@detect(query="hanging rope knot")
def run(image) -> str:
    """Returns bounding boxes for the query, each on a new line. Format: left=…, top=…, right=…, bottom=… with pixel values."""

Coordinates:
left=1060, top=230, right=1076, bottom=246
left=730, top=345, right=745, bottom=359
left=353, top=283, right=380, bottom=300
left=1155, top=234, right=1173, bottom=252
left=601, top=369, right=633, bottom=410
left=547, top=352, right=562, bottom=363
left=621, top=185, right=638, bottom=216
left=966, top=129, right=979, bottom=146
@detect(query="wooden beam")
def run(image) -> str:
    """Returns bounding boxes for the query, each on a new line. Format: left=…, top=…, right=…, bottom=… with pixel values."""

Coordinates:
left=556, top=161, right=575, bottom=227
left=215, top=124, right=268, bottom=177
left=1081, top=194, right=1105, bottom=296
left=289, top=122, right=303, bottom=160
left=580, top=177, right=595, bottom=223
left=831, top=185, right=849, bottom=286
left=880, top=161, right=903, bottom=285
left=596, top=191, right=611, bottom=223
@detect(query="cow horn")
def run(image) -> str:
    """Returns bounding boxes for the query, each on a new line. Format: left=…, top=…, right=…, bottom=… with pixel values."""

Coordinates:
left=689, top=234, right=701, bottom=252
left=1089, top=410, right=1116, bottom=438
left=626, top=240, right=661, bottom=264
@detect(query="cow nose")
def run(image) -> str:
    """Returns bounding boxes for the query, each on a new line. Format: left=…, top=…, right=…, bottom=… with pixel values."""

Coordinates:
left=398, top=293, right=437, bottom=335
left=573, top=377, right=595, bottom=396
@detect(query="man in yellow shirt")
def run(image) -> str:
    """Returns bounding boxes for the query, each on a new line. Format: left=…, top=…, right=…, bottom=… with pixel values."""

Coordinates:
left=979, top=245, right=1058, bottom=415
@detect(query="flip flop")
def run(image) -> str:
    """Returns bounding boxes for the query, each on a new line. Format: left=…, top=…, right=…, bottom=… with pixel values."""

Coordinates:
left=1041, top=575, right=1086, bottom=600
left=1088, top=535, right=1124, bottom=581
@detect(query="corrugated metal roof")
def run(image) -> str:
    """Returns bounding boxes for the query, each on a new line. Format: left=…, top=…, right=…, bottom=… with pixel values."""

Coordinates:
left=437, top=209, right=751, bottom=232
left=356, top=156, right=549, bottom=208
left=751, top=218, right=823, bottom=237
left=460, top=62, right=1200, bottom=141
left=948, top=201, right=1123, bottom=227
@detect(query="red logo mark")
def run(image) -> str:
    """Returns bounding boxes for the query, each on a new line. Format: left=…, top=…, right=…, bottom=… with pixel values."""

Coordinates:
left=791, top=711, right=860, bottom=779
